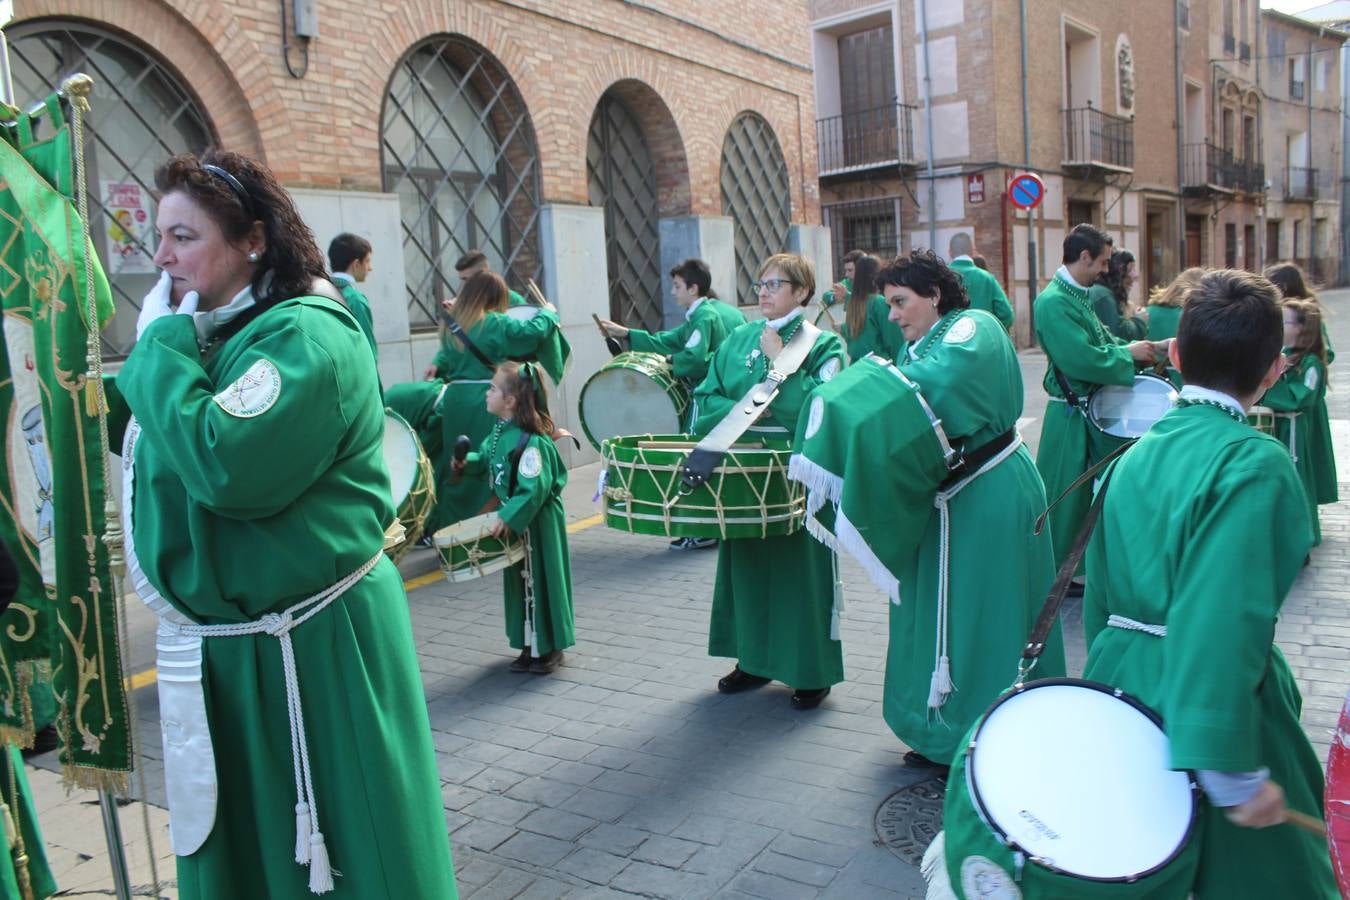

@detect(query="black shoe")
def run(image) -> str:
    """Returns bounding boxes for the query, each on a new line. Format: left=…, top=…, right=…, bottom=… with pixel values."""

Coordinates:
left=670, top=536, right=718, bottom=550
left=21, top=724, right=58, bottom=757
left=903, top=750, right=949, bottom=773
left=530, top=650, right=564, bottom=674
left=417, top=534, right=435, bottom=549
left=509, top=648, right=533, bottom=673
left=789, top=687, right=831, bottom=710
left=717, top=666, right=771, bottom=694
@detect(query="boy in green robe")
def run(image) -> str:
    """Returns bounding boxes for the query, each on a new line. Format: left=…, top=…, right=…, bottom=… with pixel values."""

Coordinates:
left=456, top=362, right=574, bottom=673
left=327, top=233, right=381, bottom=390
left=1034, top=224, right=1162, bottom=567
left=693, top=253, right=846, bottom=709
left=1083, top=269, right=1336, bottom=899
left=948, top=232, right=1014, bottom=331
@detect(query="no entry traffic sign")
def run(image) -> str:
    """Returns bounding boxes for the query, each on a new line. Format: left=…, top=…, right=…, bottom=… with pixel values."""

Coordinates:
left=1008, top=173, right=1045, bottom=211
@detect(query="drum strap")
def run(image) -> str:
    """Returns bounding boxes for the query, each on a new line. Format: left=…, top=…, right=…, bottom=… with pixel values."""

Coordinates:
left=447, top=318, right=496, bottom=370
left=940, top=429, right=1015, bottom=491
left=1051, top=365, right=1082, bottom=409
left=507, top=431, right=532, bottom=496
left=680, top=320, right=822, bottom=491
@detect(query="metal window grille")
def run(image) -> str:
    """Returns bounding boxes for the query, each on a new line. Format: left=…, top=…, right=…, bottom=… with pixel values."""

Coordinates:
left=7, top=23, right=215, bottom=358
left=720, top=113, right=791, bottom=306
left=381, top=37, right=542, bottom=329
left=586, top=94, right=661, bottom=331
left=822, top=198, right=901, bottom=260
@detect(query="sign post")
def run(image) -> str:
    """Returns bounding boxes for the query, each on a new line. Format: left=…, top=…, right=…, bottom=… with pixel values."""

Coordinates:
left=1008, top=173, right=1045, bottom=344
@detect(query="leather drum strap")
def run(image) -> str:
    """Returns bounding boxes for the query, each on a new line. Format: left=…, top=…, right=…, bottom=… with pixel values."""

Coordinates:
left=680, top=319, right=822, bottom=491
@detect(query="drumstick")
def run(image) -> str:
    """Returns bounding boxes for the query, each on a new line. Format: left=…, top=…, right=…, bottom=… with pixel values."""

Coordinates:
left=526, top=279, right=548, bottom=308
left=1285, top=809, right=1328, bottom=837
left=450, top=434, right=471, bottom=484
left=591, top=313, right=624, bottom=357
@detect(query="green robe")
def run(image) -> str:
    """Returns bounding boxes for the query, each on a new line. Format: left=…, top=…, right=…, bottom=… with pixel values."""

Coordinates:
left=886, top=310, right=1064, bottom=763
left=336, top=278, right=382, bottom=397
left=1089, top=284, right=1147, bottom=341
left=1082, top=402, right=1334, bottom=899
left=505, top=290, right=572, bottom=384
left=950, top=258, right=1015, bottom=331
left=430, top=310, right=560, bottom=530
left=118, top=299, right=456, bottom=899
left=0, top=745, right=57, bottom=900
left=1147, top=304, right=1182, bottom=341
left=627, top=298, right=747, bottom=386
left=693, top=314, right=847, bottom=689
left=1262, top=353, right=1336, bottom=542
left=465, top=422, right=574, bottom=655
left=383, top=380, right=446, bottom=463
left=840, top=294, right=905, bottom=363
left=1034, top=272, right=1137, bottom=566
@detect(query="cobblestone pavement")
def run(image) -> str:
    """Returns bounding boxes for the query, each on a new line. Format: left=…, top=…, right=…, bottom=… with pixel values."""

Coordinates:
left=26, top=289, right=1350, bottom=898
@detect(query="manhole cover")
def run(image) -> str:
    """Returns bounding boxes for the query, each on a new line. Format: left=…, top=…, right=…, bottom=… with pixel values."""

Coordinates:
left=874, top=777, right=946, bottom=865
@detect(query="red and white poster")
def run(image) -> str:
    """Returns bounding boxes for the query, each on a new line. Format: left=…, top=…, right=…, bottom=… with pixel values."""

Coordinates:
left=101, top=180, right=156, bottom=275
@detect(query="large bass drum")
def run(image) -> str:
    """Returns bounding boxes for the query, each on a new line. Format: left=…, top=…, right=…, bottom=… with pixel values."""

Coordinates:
left=1086, top=374, right=1176, bottom=439
left=382, top=410, right=435, bottom=562
left=579, top=352, right=690, bottom=451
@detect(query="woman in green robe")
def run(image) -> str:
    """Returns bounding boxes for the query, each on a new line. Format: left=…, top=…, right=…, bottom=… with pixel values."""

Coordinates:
left=1145, top=267, right=1202, bottom=342
left=1266, top=262, right=1335, bottom=364
left=1089, top=249, right=1148, bottom=340
left=693, top=253, right=846, bottom=709
left=456, top=362, right=574, bottom=673
left=118, top=151, right=456, bottom=898
left=1262, top=299, right=1337, bottom=545
left=839, top=255, right=905, bottom=363
left=878, top=251, right=1063, bottom=769
left=429, top=273, right=560, bottom=531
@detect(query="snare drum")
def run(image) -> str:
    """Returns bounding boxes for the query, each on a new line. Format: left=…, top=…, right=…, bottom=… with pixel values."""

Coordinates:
left=579, top=353, right=691, bottom=451
left=1247, top=405, right=1276, bottom=436
left=1087, top=375, right=1177, bottom=439
left=938, top=678, right=1201, bottom=898
left=382, top=410, right=435, bottom=562
left=433, top=512, right=526, bottom=582
left=601, top=434, right=803, bottom=539
left=503, top=305, right=570, bottom=384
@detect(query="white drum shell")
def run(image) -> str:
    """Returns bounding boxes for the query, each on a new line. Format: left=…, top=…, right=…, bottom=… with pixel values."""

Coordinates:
left=382, top=413, right=419, bottom=508
left=1088, top=377, right=1176, bottom=439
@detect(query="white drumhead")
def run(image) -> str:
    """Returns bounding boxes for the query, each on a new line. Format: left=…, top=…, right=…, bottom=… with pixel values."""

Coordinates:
left=581, top=367, right=682, bottom=445
left=505, top=306, right=540, bottom=321
left=382, top=413, right=418, bottom=505
left=434, top=512, right=500, bottom=544
left=1089, top=377, right=1176, bottom=439
left=968, top=682, right=1194, bottom=879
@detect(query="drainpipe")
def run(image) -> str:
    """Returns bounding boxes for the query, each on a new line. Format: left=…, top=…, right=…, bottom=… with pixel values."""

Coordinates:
left=919, top=0, right=938, bottom=251
left=1175, top=0, right=1186, bottom=270
left=1020, top=0, right=1037, bottom=342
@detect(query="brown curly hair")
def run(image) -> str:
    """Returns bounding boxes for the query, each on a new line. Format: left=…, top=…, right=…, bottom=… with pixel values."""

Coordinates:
left=878, top=249, right=970, bottom=314
left=154, top=149, right=328, bottom=307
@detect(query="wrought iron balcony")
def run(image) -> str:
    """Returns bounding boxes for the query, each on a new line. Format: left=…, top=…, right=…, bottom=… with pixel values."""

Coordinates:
left=1182, top=143, right=1263, bottom=194
left=1287, top=166, right=1321, bottom=200
left=816, top=102, right=917, bottom=177
left=1062, top=106, right=1134, bottom=171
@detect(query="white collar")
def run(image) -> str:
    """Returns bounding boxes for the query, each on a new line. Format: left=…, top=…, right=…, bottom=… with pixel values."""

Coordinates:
left=685, top=297, right=705, bottom=320
left=951, top=255, right=973, bottom=264
left=1179, top=384, right=1247, bottom=416
left=1056, top=265, right=1087, bottom=290
left=194, top=282, right=258, bottom=344
left=331, top=272, right=355, bottom=285
left=765, top=308, right=803, bottom=331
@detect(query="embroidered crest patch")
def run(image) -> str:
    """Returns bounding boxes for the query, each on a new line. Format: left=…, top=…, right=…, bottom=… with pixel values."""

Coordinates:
left=1305, top=367, right=1320, bottom=391
left=518, top=446, right=543, bottom=479
left=960, top=856, right=1021, bottom=899
left=818, top=358, right=841, bottom=381
left=945, top=316, right=977, bottom=345
left=213, top=359, right=281, bottom=418
left=805, top=395, right=825, bottom=440
left=685, top=329, right=702, bottom=349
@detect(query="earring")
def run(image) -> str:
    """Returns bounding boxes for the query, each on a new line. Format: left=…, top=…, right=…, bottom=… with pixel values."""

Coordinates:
left=248, top=251, right=260, bottom=263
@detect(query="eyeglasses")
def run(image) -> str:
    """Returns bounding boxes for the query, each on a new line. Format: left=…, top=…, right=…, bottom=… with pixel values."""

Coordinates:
left=753, top=278, right=797, bottom=294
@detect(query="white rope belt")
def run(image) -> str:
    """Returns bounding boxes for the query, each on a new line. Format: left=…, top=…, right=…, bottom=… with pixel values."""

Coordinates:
left=1107, top=614, right=1167, bottom=637
left=1273, top=411, right=1299, bottom=462
left=164, top=551, right=383, bottom=894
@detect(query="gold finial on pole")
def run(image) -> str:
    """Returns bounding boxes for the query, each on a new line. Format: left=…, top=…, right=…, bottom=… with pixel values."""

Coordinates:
left=59, top=72, right=93, bottom=111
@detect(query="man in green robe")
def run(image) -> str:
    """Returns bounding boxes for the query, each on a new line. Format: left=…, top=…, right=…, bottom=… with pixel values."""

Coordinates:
left=1083, top=270, right=1336, bottom=898
left=327, top=233, right=381, bottom=390
left=948, top=232, right=1014, bottom=331
left=1034, top=224, right=1160, bottom=567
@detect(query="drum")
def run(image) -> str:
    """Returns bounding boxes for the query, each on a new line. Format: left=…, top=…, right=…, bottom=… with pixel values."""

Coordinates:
left=787, top=355, right=954, bottom=601
left=579, top=353, right=691, bottom=451
left=432, top=512, right=526, bottom=582
left=504, top=305, right=540, bottom=323
left=382, top=410, right=435, bottom=562
left=938, top=678, right=1201, bottom=898
left=1247, top=405, right=1276, bottom=436
left=1087, top=374, right=1177, bottom=439
left=601, top=434, right=803, bottom=539
left=813, top=300, right=843, bottom=334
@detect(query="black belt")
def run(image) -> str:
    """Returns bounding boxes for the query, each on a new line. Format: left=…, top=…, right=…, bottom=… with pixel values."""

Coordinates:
left=939, top=428, right=1016, bottom=491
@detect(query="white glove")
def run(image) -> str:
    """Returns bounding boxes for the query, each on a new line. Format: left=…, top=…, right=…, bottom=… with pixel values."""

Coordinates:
left=136, top=272, right=199, bottom=339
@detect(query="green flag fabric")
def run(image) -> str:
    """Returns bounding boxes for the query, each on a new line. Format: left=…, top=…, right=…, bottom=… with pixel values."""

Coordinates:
left=0, top=94, right=128, bottom=787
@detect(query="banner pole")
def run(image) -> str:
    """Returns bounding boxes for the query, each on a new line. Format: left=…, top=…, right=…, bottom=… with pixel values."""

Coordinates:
left=98, top=791, right=133, bottom=900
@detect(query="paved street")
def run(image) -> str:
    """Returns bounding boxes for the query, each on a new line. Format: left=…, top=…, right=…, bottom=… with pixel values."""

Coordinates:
left=26, top=289, right=1350, bottom=899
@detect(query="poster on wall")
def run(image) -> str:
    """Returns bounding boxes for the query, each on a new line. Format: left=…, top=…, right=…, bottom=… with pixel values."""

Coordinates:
left=101, top=180, right=156, bottom=275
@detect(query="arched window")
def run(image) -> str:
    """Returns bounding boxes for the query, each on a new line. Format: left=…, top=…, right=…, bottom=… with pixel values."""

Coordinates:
left=8, top=22, right=215, bottom=356
left=720, top=112, right=790, bottom=305
left=381, top=37, right=542, bottom=329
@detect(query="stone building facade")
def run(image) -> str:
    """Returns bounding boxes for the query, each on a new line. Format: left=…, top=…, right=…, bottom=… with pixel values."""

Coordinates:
left=6, top=0, right=826, bottom=464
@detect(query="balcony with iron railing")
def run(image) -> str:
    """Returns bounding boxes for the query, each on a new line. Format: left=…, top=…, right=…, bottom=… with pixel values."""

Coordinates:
left=1286, top=166, right=1324, bottom=200
left=816, top=102, right=917, bottom=177
left=1062, top=106, right=1134, bottom=171
left=1182, top=143, right=1264, bottom=194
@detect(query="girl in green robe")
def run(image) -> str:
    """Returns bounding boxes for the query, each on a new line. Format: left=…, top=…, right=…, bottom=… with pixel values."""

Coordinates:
left=840, top=255, right=905, bottom=363
left=120, top=151, right=456, bottom=899
left=430, top=273, right=561, bottom=531
left=693, top=253, right=847, bottom=709
left=1089, top=249, right=1148, bottom=340
left=457, top=363, right=574, bottom=673
left=1262, top=299, right=1336, bottom=546
left=878, top=252, right=1064, bottom=768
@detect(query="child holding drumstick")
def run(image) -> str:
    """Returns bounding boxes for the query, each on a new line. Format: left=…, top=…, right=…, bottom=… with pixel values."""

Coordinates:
left=455, top=362, right=574, bottom=673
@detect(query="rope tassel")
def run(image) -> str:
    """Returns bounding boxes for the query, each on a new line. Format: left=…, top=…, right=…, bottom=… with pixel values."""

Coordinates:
left=927, top=655, right=954, bottom=710
left=294, top=803, right=311, bottom=863
left=308, top=833, right=335, bottom=894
